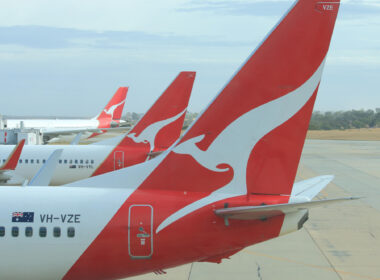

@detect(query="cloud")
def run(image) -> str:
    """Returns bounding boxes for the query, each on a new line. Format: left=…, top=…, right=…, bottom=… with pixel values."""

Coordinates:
left=0, top=25, right=256, bottom=50
left=0, top=0, right=379, bottom=116
left=178, top=0, right=291, bottom=16
left=340, top=0, right=380, bottom=17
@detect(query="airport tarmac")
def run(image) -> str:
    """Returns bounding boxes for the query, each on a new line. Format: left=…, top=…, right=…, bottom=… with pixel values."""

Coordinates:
left=126, top=139, right=380, bottom=280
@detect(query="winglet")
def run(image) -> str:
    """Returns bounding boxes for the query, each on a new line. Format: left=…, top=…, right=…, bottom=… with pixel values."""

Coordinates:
left=28, top=149, right=63, bottom=186
left=70, top=133, right=83, bottom=145
left=0, top=139, right=25, bottom=170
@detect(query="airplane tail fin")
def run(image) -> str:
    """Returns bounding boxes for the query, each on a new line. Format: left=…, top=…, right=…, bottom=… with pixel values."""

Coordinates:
left=66, top=0, right=340, bottom=234
left=134, top=0, right=340, bottom=196
left=95, top=72, right=196, bottom=150
left=125, top=71, right=196, bottom=152
left=0, top=139, right=25, bottom=171
left=68, top=0, right=340, bottom=199
left=90, top=71, right=195, bottom=176
left=96, top=87, right=128, bottom=127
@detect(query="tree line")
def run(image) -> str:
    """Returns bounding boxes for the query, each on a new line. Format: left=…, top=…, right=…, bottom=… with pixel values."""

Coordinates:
left=124, top=109, right=380, bottom=131
left=309, top=109, right=380, bottom=130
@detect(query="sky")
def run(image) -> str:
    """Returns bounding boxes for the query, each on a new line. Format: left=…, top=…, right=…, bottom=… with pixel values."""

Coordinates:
left=0, top=0, right=379, bottom=117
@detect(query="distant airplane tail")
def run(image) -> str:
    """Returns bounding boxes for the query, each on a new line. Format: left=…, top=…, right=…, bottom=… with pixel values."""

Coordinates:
left=96, top=87, right=128, bottom=128
left=126, top=71, right=196, bottom=152
left=0, top=139, right=25, bottom=171
left=91, top=71, right=195, bottom=176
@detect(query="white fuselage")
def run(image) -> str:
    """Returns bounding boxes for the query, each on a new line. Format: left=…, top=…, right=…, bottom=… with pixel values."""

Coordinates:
left=0, top=144, right=114, bottom=185
left=5, top=119, right=101, bottom=134
left=0, top=186, right=132, bottom=280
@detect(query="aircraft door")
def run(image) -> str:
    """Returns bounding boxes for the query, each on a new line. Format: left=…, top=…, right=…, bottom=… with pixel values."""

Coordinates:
left=128, top=205, right=153, bottom=259
left=114, top=151, right=124, bottom=170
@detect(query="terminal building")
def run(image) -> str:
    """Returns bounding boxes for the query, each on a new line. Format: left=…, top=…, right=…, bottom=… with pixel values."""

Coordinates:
left=0, top=115, right=43, bottom=145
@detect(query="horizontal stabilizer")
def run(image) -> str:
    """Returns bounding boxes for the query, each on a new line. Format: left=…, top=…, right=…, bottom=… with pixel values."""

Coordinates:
left=215, top=197, right=359, bottom=220
left=291, top=175, right=334, bottom=201
left=0, top=139, right=25, bottom=171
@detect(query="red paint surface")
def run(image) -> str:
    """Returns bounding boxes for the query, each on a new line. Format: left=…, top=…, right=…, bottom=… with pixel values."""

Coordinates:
left=1, top=139, right=25, bottom=170
left=64, top=1, right=340, bottom=279
left=92, top=72, right=195, bottom=177
left=97, top=87, right=128, bottom=128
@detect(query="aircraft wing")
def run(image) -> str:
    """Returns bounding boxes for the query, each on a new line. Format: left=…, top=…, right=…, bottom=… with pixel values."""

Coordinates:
left=215, top=197, right=359, bottom=221
left=28, top=149, right=63, bottom=186
left=0, top=139, right=25, bottom=183
left=45, top=127, right=130, bottom=143
left=44, top=126, right=130, bottom=136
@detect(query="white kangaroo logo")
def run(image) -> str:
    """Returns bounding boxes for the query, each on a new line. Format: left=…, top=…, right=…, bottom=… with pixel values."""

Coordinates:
left=156, top=59, right=326, bottom=233
left=103, top=100, right=125, bottom=119
left=127, top=109, right=187, bottom=153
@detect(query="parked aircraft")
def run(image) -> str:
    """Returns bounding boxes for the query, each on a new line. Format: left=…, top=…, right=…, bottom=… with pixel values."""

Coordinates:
left=0, top=1, right=351, bottom=279
left=0, top=140, right=25, bottom=183
left=0, top=72, right=195, bottom=185
left=2, top=87, right=128, bottom=142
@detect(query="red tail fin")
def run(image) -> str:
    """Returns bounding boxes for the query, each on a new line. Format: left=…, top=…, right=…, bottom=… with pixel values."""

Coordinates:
left=138, top=0, right=340, bottom=197
left=0, top=139, right=25, bottom=170
left=91, top=71, right=195, bottom=176
left=97, top=87, right=128, bottom=128
left=127, top=71, right=195, bottom=152
left=66, top=0, right=340, bottom=235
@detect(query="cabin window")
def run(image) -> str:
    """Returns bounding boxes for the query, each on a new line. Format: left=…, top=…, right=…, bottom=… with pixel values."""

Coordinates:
left=69, top=160, right=73, bottom=164
left=2, top=159, right=5, bottom=163
left=11, top=226, right=19, bottom=237
left=80, top=160, right=83, bottom=164
left=31, top=159, right=34, bottom=164
left=91, top=160, right=94, bottom=164
left=19, top=159, right=22, bottom=164
left=59, top=160, right=62, bottom=164
left=0, top=226, right=5, bottom=237
left=75, top=160, right=78, bottom=164
left=67, top=227, right=75, bottom=238
left=25, top=159, right=28, bottom=164
left=36, top=159, right=40, bottom=164
left=53, top=227, right=61, bottom=237
left=39, top=227, right=47, bottom=237
left=64, top=159, right=67, bottom=164
left=25, top=227, right=33, bottom=237
left=43, top=159, right=46, bottom=164
left=85, top=160, right=89, bottom=164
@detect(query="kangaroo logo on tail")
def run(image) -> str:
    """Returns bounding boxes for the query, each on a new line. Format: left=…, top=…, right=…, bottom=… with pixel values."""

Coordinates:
left=102, top=100, right=126, bottom=120
left=128, top=109, right=187, bottom=153
left=156, top=59, right=326, bottom=233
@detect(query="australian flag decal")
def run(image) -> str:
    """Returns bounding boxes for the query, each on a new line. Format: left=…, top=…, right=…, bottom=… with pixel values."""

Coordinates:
left=12, top=212, right=34, bottom=223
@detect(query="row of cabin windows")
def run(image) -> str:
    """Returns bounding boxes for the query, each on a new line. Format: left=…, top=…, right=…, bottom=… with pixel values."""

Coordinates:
left=15, top=159, right=95, bottom=165
left=0, top=226, right=75, bottom=238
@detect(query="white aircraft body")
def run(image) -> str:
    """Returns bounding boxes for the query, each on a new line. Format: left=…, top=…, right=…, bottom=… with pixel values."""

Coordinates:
left=2, top=87, right=128, bottom=140
left=6, top=119, right=108, bottom=133
left=0, top=144, right=112, bottom=185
